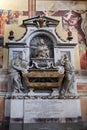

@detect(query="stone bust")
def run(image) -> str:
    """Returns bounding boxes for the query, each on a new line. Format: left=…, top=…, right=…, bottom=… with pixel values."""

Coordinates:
left=35, top=39, right=50, bottom=58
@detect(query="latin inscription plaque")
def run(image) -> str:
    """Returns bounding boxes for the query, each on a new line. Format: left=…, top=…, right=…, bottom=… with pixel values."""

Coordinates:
left=24, top=99, right=81, bottom=123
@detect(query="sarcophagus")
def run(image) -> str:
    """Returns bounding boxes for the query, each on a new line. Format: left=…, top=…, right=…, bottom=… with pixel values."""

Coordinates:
left=22, top=69, right=64, bottom=90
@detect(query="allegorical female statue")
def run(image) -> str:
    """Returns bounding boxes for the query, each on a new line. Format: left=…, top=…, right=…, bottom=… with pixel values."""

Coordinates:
left=60, top=54, right=76, bottom=96
left=8, top=53, right=29, bottom=93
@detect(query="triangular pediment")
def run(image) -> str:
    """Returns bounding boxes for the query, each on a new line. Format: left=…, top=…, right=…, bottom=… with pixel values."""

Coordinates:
left=22, top=15, right=59, bottom=28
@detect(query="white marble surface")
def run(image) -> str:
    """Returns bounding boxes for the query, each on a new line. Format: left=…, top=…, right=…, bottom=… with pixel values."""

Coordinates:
left=24, top=99, right=81, bottom=123
left=10, top=99, right=24, bottom=118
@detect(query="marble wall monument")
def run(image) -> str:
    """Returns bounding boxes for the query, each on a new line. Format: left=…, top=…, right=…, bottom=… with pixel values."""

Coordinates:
left=5, top=15, right=82, bottom=130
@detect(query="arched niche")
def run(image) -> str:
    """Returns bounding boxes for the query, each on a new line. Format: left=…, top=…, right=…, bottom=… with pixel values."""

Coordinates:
left=28, top=29, right=58, bottom=59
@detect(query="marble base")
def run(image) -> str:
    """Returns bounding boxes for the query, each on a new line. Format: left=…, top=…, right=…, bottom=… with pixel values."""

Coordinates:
left=4, top=96, right=83, bottom=130
left=5, top=98, right=82, bottom=124
left=24, top=99, right=81, bottom=123
left=9, top=122, right=84, bottom=130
